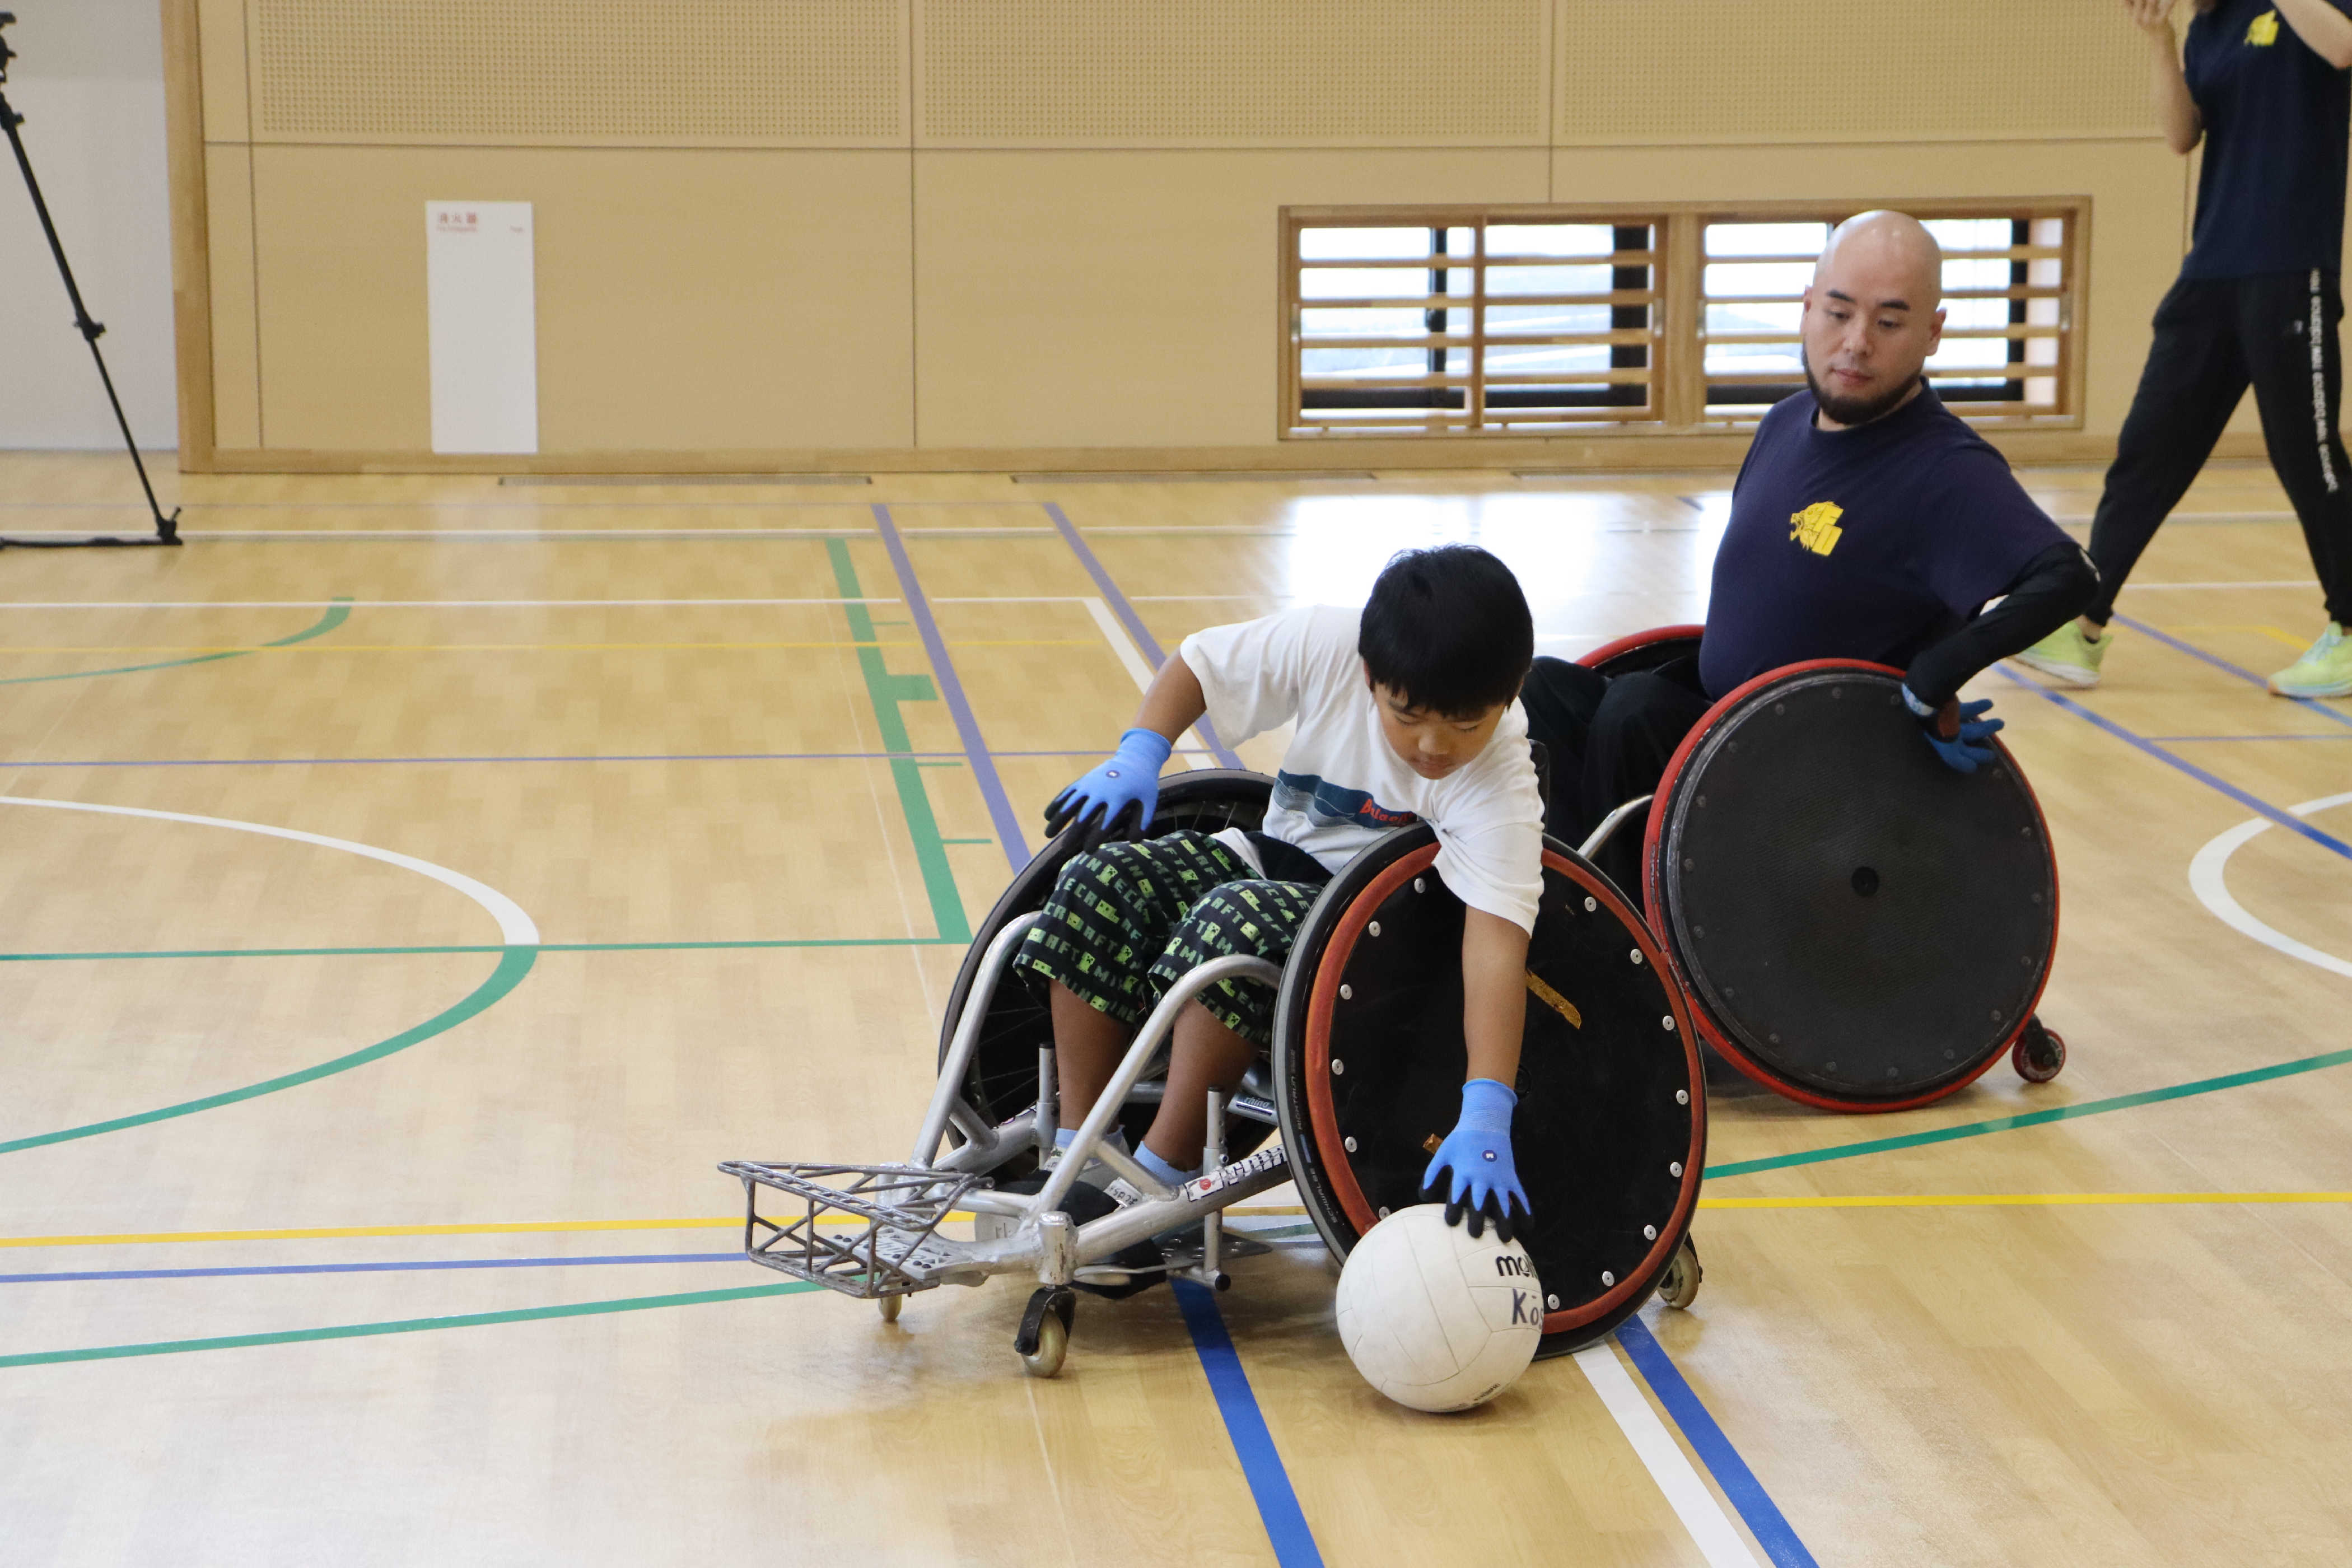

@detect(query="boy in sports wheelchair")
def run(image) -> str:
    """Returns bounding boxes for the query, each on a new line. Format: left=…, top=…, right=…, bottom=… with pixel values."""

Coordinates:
left=1026, top=544, right=1546, bottom=1245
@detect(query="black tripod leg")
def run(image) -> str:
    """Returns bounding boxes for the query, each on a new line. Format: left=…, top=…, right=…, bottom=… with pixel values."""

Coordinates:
left=0, top=86, right=180, bottom=546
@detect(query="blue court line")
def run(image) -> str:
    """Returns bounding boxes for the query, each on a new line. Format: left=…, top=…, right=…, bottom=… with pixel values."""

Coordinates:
left=1172, top=1280, right=1325, bottom=1567
left=1040, top=501, right=1249, bottom=771
left=1615, top=1316, right=1819, bottom=1568
left=2111, top=613, right=2352, bottom=731
left=1, top=1252, right=736, bottom=1285
left=1998, top=669, right=2352, bottom=862
left=870, top=505, right=1033, bottom=866
left=2146, top=734, right=2352, bottom=743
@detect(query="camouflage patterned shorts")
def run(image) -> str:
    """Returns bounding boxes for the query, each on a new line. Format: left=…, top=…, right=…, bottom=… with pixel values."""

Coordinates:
left=1014, top=829, right=1325, bottom=1049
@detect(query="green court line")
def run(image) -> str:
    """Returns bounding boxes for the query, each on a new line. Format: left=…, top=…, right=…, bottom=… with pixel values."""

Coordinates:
left=1709, top=1046, right=2352, bottom=1179
left=826, top=538, right=971, bottom=945
left=0, top=946, right=537, bottom=1156
left=0, top=1279, right=818, bottom=1370
left=0, top=599, right=352, bottom=686
left=1, top=937, right=963, bottom=963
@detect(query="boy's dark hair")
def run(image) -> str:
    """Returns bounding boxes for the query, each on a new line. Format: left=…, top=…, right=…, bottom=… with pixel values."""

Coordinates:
left=1357, top=544, right=1533, bottom=717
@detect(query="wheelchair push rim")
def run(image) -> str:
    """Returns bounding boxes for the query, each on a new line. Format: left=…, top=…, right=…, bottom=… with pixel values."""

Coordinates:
left=1272, top=825, right=1706, bottom=1356
left=1642, top=659, right=2060, bottom=1113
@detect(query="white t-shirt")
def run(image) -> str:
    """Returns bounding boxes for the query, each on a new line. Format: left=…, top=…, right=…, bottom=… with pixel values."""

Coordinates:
left=1179, top=605, right=1544, bottom=934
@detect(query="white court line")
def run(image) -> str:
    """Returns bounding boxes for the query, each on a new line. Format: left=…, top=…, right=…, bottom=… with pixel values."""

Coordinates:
left=1078, top=598, right=1214, bottom=764
left=0, top=796, right=539, bottom=946
left=1574, top=1343, right=1763, bottom=1568
left=2187, top=791, right=2352, bottom=982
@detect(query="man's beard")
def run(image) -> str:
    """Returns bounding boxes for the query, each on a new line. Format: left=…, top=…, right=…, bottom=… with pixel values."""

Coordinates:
left=1800, top=344, right=1920, bottom=428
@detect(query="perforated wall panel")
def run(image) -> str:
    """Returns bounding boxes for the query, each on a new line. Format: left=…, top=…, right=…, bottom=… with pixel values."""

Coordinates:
left=250, top=0, right=906, bottom=144
left=1556, top=0, right=2150, bottom=145
left=918, top=1, right=1548, bottom=146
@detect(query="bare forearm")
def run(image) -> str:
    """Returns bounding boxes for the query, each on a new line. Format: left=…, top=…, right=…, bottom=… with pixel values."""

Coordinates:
left=1132, top=650, right=1209, bottom=745
left=2280, top=0, right=2352, bottom=68
left=1461, top=908, right=1532, bottom=1089
left=2146, top=20, right=2202, bottom=152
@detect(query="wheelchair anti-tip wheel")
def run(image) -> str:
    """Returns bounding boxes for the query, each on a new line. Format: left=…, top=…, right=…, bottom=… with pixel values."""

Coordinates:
left=2012, top=1017, right=2066, bottom=1083
left=1655, top=1235, right=1702, bottom=1311
left=1646, top=660, right=2059, bottom=1113
left=1273, top=824, right=1707, bottom=1358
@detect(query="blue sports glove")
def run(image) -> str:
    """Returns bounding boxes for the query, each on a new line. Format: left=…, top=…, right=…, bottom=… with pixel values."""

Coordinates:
left=1420, top=1078, right=1530, bottom=1243
left=1043, top=727, right=1173, bottom=849
left=1903, top=685, right=2004, bottom=774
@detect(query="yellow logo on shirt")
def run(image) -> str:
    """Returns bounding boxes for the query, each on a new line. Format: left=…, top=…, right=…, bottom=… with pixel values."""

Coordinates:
left=2248, top=10, right=2279, bottom=45
left=1789, top=500, right=1845, bottom=557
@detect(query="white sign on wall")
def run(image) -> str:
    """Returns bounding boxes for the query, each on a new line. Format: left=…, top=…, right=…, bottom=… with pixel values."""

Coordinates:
left=426, top=201, right=538, bottom=455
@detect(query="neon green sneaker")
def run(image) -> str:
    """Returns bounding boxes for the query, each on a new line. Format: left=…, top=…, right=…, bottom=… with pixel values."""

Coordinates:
left=2269, top=622, right=2352, bottom=699
left=2014, top=621, right=2110, bottom=689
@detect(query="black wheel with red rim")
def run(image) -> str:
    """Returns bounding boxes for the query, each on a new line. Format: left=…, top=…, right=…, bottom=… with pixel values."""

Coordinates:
left=1271, top=824, right=1705, bottom=1357
left=1644, top=661, right=2059, bottom=1112
left=1575, top=624, right=1705, bottom=677
left=2012, top=1017, right=2066, bottom=1082
left=936, top=770, right=1278, bottom=1166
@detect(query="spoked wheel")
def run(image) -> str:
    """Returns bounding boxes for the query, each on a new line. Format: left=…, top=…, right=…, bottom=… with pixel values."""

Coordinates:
left=2012, top=1017, right=2066, bottom=1083
left=937, top=770, right=1278, bottom=1172
left=1655, top=1236, right=1702, bottom=1310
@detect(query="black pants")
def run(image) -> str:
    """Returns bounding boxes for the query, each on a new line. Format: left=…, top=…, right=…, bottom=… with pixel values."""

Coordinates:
left=2087, top=270, right=2352, bottom=626
left=1519, top=654, right=1712, bottom=894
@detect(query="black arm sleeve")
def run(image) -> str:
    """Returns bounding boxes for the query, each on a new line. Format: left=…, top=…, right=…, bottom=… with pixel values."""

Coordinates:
left=1903, top=541, right=2099, bottom=708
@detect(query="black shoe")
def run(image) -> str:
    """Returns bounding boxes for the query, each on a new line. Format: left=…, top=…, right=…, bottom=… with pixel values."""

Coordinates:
left=996, top=1172, right=1167, bottom=1299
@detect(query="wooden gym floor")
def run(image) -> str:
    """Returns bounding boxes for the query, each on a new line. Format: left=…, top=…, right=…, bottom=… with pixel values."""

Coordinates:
left=1, top=451, right=2348, bottom=1566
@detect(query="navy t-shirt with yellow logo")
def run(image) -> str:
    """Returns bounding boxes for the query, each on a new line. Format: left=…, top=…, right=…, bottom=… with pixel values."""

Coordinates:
left=1697, top=387, right=2069, bottom=699
left=2182, top=0, right=2352, bottom=279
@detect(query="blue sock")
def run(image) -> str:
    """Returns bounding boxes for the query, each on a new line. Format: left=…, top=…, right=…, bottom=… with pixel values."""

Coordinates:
left=1134, top=1144, right=1193, bottom=1187
left=1053, top=1126, right=1128, bottom=1160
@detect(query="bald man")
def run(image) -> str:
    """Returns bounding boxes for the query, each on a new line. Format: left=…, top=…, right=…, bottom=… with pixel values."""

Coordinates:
left=1523, top=212, right=2098, bottom=891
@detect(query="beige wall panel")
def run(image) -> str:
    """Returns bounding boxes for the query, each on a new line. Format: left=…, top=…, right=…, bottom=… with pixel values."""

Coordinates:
left=914, top=150, right=1548, bottom=449
left=918, top=0, right=1547, bottom=147
left=252, top=147, right=914, bottom=452
left=1556, top=0, right=2152, bottom=146
left=197, top=0, right=250, bottom=142
left=1547, top=141, right=2188, bottom=437
left=204, top=144, right=263, bottom=450
left=248, top=0, right=907, bottom=147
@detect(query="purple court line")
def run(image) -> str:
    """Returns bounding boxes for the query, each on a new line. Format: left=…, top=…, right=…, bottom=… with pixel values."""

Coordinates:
left=0, top=1252, right=739, bottom=1285
left=870, top=504, right=1033, bottom=868
left=2110, top=613, right=2352, bottom=732
left=1998, top=668, right=2352, bottom=862
left=1038, top=502, right=1248, bottom=771
left=0, top=750, right=1113, bottom=769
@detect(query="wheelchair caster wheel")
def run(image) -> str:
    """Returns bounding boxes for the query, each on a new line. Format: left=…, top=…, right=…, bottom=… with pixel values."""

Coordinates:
left=877, top=1294, right=902, bottom=1324
left=1016, top=1286, right=1076, bottom=1379
left=1656, top=1236, right=1702, bottom=1311
left=2013, top=1018, right=2065, bottom=1084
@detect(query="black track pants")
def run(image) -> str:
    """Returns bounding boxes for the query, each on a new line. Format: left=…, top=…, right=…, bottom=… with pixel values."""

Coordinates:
left=2086, top=269, right=2352, bottom=626
left=1518, top=654, right=1712, bottom=895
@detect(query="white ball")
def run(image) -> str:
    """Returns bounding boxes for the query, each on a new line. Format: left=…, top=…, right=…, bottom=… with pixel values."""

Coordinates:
left=1333, top=1203, right=1543, bottom=1412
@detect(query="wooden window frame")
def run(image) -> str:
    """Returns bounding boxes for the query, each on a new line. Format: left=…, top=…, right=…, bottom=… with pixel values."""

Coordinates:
left=1281, top=197, right=2089, bottom=441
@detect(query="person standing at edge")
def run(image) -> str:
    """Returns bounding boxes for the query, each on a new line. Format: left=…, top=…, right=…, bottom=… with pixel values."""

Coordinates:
left=2020, top=0, right=2352, bottom=698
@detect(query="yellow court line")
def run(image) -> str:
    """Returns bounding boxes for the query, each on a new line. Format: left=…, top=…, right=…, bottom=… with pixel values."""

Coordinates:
left=1698, top=1192, right=2352, bottom=1210
left=2163, top=623, right=2315, bottom=652
left=0, top=1205, right=1312, bottom=1251
left=0, top=640, right=1100, bottom=655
